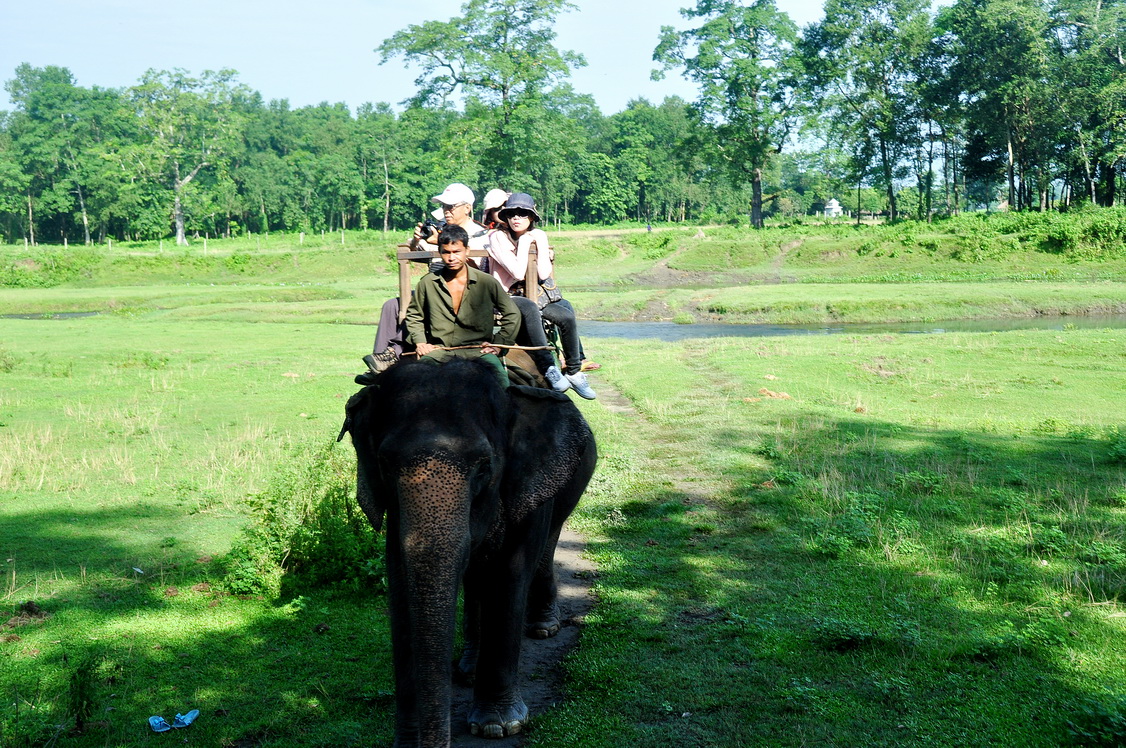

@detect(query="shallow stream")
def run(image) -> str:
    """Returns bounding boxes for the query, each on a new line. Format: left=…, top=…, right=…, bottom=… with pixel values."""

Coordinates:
left=579, top=315, right=1126, bottom=341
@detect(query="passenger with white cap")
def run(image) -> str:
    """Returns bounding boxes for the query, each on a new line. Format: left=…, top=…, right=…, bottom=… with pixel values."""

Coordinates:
left=481, top=188, right=510, bottom=229
left=366, top=183, right=491, bottom=373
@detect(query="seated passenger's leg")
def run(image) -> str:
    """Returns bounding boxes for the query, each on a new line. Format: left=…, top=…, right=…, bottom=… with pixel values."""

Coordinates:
left=511, top=296, right=556, bottom=374
left=373, top=298, right=408, bottom=356
left=540, top=302, right=581, bottom=375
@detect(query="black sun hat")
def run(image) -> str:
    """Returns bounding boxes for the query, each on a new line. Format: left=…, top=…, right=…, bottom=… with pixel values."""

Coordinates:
left=498, top=192, right=541, bottom=222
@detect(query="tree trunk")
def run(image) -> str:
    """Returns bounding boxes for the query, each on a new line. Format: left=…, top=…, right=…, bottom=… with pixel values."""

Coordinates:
left=942, top=129, right=951, bottom=215
left=879, top=138, right=897, bottom=222
left=1013, top=128, right=1022, bottom=208
left=173, top=160, right=207, bottom=246
left=925, top=124, right=935, bottom=222
left=751, top=167, right=764, bottom=229
left=174, top=188, right=187, bottom=246
left=952, top=137, right=960, bottom=216
left=382, top=155, right=391, bottom=233
left=27, top=193, right=35, bottom=246
left=1100, top=161, right=1116, bottom=207
left=72, top=181, right=92, bottom=245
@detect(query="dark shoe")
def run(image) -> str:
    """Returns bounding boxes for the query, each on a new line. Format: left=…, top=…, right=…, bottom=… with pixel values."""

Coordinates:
left=363, top=347, right=398, bottom=374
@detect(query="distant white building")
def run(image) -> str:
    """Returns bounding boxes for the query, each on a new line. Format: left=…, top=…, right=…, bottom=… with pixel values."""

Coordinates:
left=824, top=198, right=844, bottom=218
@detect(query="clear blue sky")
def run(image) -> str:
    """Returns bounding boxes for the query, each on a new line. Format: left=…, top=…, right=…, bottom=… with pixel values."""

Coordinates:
left=1, top=0, right=827, bottom=116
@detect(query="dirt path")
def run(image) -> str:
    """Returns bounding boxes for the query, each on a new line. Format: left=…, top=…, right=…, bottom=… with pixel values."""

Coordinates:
left=447, top=525, right=597, bottom=747
left=768, top=239, right=803, bottom=284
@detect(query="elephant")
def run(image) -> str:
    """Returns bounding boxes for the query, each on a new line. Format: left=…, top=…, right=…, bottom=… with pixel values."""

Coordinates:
left=340, top=357, right=597, bottom=747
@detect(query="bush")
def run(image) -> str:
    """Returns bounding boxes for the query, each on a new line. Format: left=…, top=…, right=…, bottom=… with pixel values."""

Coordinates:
left=1067, top=694, right=1126, bottom=746
left=625, top=231, right=676, bottom=260
left=0, top=248, right=103, bottom=288
left=1108, top=427, right=1126, bottom=465
left=222, top=441, right=383, bottom=597
left=0, top=346, right=20, bottom=373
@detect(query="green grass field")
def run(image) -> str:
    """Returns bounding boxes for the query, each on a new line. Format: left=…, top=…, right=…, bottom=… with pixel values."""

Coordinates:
left=2, top=222, right=1125, bottom=746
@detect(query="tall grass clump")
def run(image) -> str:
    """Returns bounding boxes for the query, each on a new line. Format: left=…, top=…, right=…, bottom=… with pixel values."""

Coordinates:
left=0, top=247, right=103, bottom=287
left=624, top=230, right=678, bottom=260
left=222, top=440, right=383, bottom=597
left=944, top=207, right=1126, bottom=260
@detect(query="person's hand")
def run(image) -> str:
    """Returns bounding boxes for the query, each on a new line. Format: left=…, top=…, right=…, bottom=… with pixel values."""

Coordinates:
left=416, top=343, right=438, bottom=356
left=428, top=259, right=446, bottom=274
left=413, top=223, right=426, bottom=242
left=480, top=344, right=500, bottom=356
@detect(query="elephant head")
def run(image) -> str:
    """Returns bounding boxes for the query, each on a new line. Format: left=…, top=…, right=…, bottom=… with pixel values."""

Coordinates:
left=341, top=357, right=596, bottom=747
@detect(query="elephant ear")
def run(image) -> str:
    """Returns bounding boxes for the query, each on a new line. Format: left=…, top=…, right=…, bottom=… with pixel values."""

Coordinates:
left=339, top=384, right=386, bottom=532
left=504, top=385, right=594, bottom=521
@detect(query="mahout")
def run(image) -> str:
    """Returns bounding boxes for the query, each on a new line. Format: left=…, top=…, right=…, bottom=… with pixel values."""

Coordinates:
left=340, top=357, right=596, bottom=747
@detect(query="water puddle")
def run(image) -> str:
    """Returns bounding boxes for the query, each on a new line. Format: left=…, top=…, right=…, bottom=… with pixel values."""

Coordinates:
left=580, top=315, right=1126, bottom=341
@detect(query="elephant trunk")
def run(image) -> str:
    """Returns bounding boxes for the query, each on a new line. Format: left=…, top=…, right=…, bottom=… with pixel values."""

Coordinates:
left=392, top=453, right=475, bottom=747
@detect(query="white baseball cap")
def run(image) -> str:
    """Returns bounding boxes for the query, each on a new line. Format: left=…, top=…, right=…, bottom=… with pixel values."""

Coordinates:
left=483, top=188, right=510, bottom=211
left=432, top=183, right=475, bottom=206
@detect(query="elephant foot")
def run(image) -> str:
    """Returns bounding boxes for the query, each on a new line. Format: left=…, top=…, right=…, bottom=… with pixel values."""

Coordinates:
left=468, top=699, right=528, bottom=739
left=526, top=602, right=561, bottom=639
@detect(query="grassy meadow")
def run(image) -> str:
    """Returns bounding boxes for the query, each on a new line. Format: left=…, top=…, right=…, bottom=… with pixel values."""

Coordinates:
left=2, top=216, right=1126, bottom=746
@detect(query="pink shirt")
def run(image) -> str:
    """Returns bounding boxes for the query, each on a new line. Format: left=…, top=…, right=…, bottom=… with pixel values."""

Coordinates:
left=484, top=228, right=554, bottom=292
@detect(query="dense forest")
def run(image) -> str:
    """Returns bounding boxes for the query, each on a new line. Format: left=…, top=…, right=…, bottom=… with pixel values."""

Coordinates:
left=0, top=0, right=1123, bottom=245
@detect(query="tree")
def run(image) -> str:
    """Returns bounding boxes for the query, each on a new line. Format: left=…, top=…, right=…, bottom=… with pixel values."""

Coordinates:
left=943, top=0, right=1060, bottom=210
left=128, top=69, right=246, bottom=244
left=803, top=0, right=933, bottom=221
left=1053, top=0, right=1126, bottom=206
left=377, top=0, right=585, bottom=184
left=654, top=0, right=801, bottom=228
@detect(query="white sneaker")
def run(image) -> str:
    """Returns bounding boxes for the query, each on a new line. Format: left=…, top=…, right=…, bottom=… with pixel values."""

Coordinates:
left=565, top=370, right=597, bottom=400
left=544, top=365, right=571, bottom=393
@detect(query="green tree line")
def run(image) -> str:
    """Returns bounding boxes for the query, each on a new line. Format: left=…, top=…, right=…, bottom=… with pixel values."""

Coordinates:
left=0, top=0, right=1122, bottom=245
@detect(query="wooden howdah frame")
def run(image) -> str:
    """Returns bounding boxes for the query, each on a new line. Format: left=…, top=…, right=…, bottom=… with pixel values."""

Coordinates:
left=395, top=242, right=540, bottom=323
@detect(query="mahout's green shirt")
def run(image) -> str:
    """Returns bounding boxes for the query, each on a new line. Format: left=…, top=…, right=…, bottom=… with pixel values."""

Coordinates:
left=405, top=266, right=520, bottom=348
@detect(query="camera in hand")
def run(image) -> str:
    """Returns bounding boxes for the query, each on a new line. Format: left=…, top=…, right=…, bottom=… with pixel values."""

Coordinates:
left=421, top=216, right=447, bottom=240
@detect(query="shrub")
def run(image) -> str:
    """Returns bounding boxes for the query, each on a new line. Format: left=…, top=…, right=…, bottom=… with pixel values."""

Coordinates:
left=222, top=441, right=383, bottom=597
left=1107, top=427, right=1126, bottom=465
left=625, top=231, right=677, bottom=260
left=0, top=346, right=20, bottom=373
left=0, top=248, right=103, bottom=288
left=1067, top=694, right=1126, bottom=747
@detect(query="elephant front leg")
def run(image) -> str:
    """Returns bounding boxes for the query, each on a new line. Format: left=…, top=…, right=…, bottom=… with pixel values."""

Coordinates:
left=466, top=557, right=533, bottom=738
